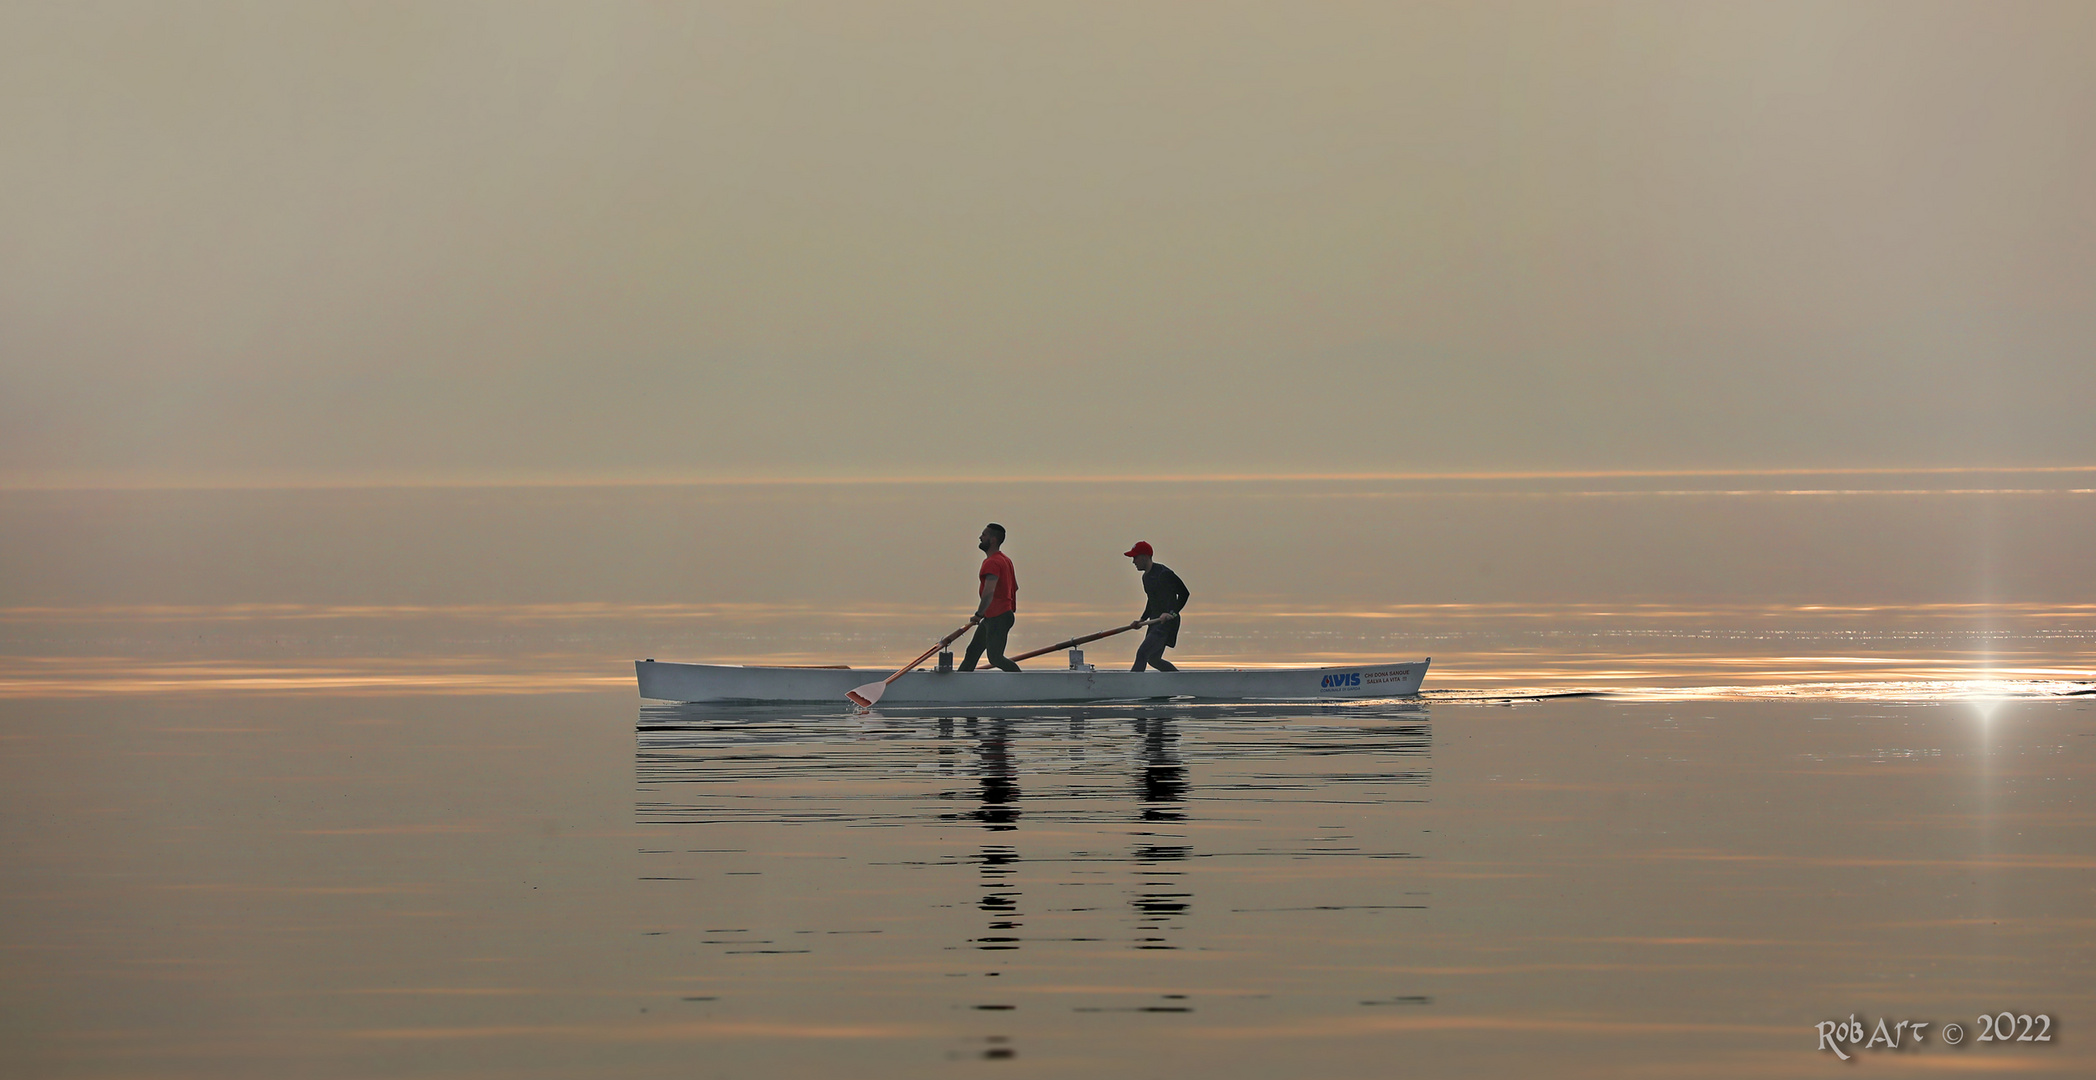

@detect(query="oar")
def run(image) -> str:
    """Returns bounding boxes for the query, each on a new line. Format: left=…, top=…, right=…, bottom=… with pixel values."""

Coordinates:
left=1009, top=614, right=1174, bottom=663
left=847, top=623, right=974, bottom=709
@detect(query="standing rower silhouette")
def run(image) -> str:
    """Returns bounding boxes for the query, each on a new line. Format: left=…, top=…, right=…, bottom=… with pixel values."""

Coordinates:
left=1124, top=541, right=1190, bottom=672
left=962, top=523, right=1022, bottom=672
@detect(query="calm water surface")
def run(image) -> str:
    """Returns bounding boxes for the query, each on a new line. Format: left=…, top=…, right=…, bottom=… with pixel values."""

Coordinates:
left=4, top=692, right=2092, bottom=1077
left=2, top=482, right=2092, bottom=1076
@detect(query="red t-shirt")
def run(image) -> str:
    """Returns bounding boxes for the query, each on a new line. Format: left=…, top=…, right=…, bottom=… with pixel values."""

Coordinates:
left=978, top=551, right=1017, bottom=618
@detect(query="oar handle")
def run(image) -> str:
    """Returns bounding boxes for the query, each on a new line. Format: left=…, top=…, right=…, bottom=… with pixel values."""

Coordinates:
left=1009, top=615, right=1172, bottom=663
left=882, top=623, right=974, bottom=686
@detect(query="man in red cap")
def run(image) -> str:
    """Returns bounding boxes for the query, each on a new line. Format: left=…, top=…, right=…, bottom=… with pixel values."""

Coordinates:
left=1124, top=541, right=1190, bottom=672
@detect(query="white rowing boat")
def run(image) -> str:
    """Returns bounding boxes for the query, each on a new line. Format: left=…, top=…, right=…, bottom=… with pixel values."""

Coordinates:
left=635, top=657, right=1430, bottom=704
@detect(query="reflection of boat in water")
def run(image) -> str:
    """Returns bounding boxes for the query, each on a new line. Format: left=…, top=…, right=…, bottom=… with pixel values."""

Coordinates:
left=636, top=658, right=1430, bottom=704
left=633, top=708, right=1432, bottom=980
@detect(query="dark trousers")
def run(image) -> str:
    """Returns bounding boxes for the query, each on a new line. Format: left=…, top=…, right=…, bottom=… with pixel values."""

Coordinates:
left=961, top=612, right=1021, bottom=672
left=1131, top=623, right=1178, bottom=672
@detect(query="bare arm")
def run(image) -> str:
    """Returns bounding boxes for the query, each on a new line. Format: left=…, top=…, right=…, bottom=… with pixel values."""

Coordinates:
left=972, top=574, right=998, bottom=622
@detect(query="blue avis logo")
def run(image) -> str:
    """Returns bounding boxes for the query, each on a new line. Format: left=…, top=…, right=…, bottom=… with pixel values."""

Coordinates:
left=1321, top=672, right=1361, bottom=689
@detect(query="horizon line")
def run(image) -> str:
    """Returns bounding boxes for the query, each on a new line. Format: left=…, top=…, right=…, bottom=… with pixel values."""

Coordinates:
left=4, top=464, right=2096, bottom=492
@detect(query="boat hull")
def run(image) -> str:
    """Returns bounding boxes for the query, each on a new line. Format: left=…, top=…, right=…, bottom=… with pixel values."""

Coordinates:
left=635, top=658, right=1429, bottom=704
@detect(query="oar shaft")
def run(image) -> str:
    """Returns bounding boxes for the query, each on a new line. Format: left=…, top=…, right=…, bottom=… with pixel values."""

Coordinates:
left=1009, top=616, right=1168, bottom=663
left=883, top=623, right=974, bottom=687
left=1009, top=629, right=1110, bottom=661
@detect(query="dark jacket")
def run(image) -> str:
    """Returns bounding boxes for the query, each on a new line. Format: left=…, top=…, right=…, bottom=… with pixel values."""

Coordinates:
left=1139, top=563, right=1191, bottom=648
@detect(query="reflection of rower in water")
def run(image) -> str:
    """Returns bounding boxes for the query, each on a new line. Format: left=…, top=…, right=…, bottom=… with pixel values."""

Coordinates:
left=1136, top=716, right=1187, bottom=821
left=969, top=718, right=1021, bottom=832
left=1123, top=542, right=1190, bottom=672
left=930, top=714, right=1193, bottom=956
left=1130, top=715, right=1191, bottom=946
left=937, top=717, right=1024, bottom=945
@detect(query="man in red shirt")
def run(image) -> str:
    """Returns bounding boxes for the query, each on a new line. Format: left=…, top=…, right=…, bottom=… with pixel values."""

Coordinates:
left=962, top=522, right=1022, bottom=672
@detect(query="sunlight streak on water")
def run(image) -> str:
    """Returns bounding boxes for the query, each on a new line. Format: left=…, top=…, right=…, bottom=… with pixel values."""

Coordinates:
left=3, top=599, right=2089, bottom=701
left=0, top=655, right=630, bottom=697
left=1, top=656, right=2088, bottom=704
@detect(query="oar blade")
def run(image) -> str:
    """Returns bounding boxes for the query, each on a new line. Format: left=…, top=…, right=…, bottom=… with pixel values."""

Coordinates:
left=850, top=622, right=968, bottom=709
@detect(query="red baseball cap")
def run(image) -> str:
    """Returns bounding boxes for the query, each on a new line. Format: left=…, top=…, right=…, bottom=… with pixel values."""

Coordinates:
left=1123, top=541, right=1153, bottom=558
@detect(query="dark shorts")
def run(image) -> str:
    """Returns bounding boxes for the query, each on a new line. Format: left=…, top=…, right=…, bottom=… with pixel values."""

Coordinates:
left=1132, top=622, right=1178, bottom=672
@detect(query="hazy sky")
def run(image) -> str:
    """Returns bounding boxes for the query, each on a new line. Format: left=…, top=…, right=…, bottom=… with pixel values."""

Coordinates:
left=4, top=1, right=2091, bottom=486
